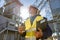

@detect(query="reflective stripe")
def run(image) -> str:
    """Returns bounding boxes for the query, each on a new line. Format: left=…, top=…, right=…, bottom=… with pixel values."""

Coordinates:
left=40, top=19, right=45, bottom=23
left=25, top=36, right=36, bottom=38
left=26, top=28, right=36, bottom=32
left=25, top=36, right=36, bottom=40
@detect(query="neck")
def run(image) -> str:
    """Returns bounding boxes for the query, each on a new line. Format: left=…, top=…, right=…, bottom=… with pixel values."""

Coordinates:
left=31, top=14, right=37, bottom=17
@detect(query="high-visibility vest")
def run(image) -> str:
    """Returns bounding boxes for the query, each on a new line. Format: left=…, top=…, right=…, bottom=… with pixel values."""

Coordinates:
left=25, top=16, right=43, bottom=38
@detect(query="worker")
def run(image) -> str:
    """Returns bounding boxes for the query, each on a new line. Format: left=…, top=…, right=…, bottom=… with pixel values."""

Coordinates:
left=18, top=5, right=52, bottom=40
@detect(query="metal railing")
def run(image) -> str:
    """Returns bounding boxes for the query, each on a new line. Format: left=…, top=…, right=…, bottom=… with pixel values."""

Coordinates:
left=0, top=21, right=8, bottom=34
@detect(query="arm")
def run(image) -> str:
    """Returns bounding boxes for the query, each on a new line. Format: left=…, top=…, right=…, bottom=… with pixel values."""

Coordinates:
left=35, top=17, right=47, bottom=38
left=37, top=17, right=52, bottom=39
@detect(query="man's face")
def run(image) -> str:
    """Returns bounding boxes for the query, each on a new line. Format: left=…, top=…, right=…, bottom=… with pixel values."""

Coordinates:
left=29, top=7, right=37, bottom=16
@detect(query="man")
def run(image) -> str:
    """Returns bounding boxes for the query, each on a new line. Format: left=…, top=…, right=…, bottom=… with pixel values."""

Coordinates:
left=18, top=5, right=52, bottom=40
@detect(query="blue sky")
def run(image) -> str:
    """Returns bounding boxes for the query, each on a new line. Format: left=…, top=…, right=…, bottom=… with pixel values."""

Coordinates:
left=0, top=0, right=35, bottom=7
left=20, top=0, right=36, bottom=7
left=0, top=0, right=5, bottom=8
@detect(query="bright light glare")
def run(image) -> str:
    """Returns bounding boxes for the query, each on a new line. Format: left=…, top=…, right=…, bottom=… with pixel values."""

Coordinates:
left=20, top=6, right=29, bottom=21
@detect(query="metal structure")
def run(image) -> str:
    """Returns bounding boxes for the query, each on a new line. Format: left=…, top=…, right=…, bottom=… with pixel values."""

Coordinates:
left=0, top=0, right=23, bottom=40
left=48, top=0, right=60, bottom=40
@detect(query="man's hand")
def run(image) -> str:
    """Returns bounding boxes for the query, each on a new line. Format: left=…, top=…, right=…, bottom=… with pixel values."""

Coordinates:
left=18, top=26, right=25, bottom=34
left=34, top=28, right=43, bottom=38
